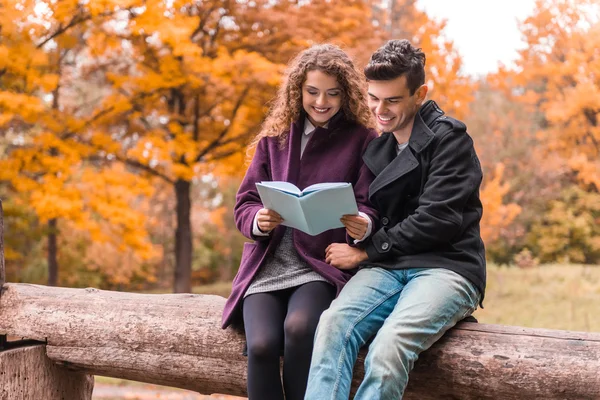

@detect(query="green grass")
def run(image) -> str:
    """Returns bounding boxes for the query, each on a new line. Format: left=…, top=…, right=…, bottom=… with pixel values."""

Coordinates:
left=191, top=281, right=233, bottom=298
left=95, top=376, right=152, bottom=386
left=180, top=264, right=600, bottom=333
left=141, top=281, right=233, bottom=298
left=473, top=264, right=600, bottom=332
left=181, top=264, right=600, bottom=333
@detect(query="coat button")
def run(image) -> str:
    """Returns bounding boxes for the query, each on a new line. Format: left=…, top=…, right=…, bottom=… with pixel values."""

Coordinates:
left=381, top=242, right=390, bottom=251
left=381, top=217, right=389, bottom=226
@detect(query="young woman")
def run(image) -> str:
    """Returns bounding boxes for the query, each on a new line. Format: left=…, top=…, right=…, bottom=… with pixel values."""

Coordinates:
left=221, top=44, right=378, bottom=400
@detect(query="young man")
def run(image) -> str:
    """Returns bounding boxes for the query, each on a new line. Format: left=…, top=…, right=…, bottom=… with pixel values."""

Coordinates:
left=304, top=39, right=486, bottom=400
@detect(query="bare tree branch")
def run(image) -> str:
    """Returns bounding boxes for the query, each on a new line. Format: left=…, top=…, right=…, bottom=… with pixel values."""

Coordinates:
left=213, top=122, right=261, bottom=148
left=37, top=8, right=125, bottom=49
left=190, top=4, right=218, bottom=42
left=195, top=86, right=250, bottom=162
left=37, top=14, right=91, bottom=49
left=193, top=93, right=200, bottom=142
left=114, top=156, right=174, bottom=184
left=205, top=148, right=242, bottom=161
left=60, top=105, right=116, bottom=141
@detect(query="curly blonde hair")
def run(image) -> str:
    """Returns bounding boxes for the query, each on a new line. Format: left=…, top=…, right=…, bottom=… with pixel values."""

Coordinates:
left=251, top=44, right=374, bottom=148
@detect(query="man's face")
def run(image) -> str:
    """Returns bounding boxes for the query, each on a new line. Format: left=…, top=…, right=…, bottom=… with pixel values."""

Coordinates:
left=367, top=75, right=426, bottom=134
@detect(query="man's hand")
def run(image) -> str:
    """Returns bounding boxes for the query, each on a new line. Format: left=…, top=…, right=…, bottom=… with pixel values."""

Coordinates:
left=256, top=208, right=283, bottom=233
left=341, top=214, right=369, bottom=240
left=325, top=243, right=368, bottom=270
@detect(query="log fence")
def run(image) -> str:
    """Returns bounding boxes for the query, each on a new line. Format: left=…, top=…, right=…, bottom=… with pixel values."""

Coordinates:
left=1, top=202, right=599, bottom=399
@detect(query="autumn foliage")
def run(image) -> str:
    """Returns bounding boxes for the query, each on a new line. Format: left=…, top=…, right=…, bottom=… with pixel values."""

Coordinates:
left=487, top=0, right=600, bottom=264
left=0, top=0, right=599, bottom=291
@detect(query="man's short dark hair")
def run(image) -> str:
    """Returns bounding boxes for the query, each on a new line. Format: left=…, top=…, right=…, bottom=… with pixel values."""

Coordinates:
left=364, top=39, right=426, bottom=95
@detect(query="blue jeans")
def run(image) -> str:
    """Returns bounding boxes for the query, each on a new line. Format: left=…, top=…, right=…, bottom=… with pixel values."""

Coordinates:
left=305, top=267, right=480, bottom=400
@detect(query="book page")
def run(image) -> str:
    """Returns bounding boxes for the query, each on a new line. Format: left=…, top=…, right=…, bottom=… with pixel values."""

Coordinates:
left=302, top=182, right=351, bottom=195
left=258, top=181, right=302, bottom=196
left=300, top=184, right=358, bottom=235
left=256, top=183, right=309, bottom=232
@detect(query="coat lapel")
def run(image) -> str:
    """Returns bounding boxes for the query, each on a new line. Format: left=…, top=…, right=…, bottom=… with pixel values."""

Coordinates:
left=367, top=139, right=419, bottom=197
left=410, top=101, right=439, bottom=153
left=364, top=102, right=439, bottom=198
left=362, top=133, right=397, bottom=177
left=285, top=120, right=303, bottom=185
left=288, top=111, right=348, bottom=188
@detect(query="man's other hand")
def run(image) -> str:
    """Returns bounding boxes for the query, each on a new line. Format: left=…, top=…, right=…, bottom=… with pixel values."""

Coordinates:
left=325, top=243, right=368, bottom=270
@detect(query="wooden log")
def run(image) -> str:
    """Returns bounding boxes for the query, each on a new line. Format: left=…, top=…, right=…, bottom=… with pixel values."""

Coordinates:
left=0, top=344, right=94, bottom=399
left=0, top=283, right=248, bottom=396
left=1, top=283, right=600, bottom=399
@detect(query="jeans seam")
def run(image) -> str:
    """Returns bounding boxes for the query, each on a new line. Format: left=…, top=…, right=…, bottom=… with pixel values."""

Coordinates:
left=459, top=281, right=481, bottom=319
left=395, top=310, right=459, bottom=399
left=331, top=285, right=403, bottom=400
left=460, top=296, right=479, bottom=320
left=405, top=295, right=477, bottom=389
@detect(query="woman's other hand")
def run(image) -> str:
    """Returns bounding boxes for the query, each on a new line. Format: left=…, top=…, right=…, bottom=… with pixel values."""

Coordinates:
left=256, top=208, right=283, bottom=233
left=341, top=214, right=369, bottom=240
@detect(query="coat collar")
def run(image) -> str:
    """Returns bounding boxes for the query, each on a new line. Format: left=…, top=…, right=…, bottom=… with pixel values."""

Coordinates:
left=363, top=100, right=443, bottom=196
left=366, top=136, right=419, bottom=197
left=409, top=100, right=441, bottom=153
left=292, top=109, right=346, bottom=134
left=363, top=100, right=443, bottom=175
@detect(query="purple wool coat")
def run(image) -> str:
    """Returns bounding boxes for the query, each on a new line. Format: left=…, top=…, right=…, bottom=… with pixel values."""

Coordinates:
left=222, top=115, right=378, bottom=328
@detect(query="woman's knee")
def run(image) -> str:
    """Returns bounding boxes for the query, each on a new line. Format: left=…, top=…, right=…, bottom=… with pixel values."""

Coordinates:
left=284, top=311, right=319, bottom=345
left=246, top=334, right=282, bottom=360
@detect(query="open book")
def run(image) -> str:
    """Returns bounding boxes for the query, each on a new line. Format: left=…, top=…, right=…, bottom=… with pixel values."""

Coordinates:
left=256, top=181, right=358, bottom=236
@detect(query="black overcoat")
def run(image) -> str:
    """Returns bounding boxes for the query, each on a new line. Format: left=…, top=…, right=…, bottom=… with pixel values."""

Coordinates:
left=361, top=100, right=486, bottom=301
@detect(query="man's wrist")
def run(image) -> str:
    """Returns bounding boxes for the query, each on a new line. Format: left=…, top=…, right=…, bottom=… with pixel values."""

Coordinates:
left=356, top=249, right=368, bottom=263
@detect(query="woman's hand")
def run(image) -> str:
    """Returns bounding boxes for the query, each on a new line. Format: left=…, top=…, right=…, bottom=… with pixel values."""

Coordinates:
left=256, top=208, right=283, bottom=233
left=341, top=214, right=369, bottom=240
left=325, top=243, right=368, bottom=270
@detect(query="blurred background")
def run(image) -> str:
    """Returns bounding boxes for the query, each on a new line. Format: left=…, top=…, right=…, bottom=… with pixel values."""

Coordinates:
left=1, top=0, right=598, bottom=398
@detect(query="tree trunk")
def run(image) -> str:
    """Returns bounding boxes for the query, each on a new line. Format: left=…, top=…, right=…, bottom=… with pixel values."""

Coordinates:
left=388, top=0, right=416, bottom=38
left=174, top=179, right=192, bottom=293
left=0, top=200, right=5, bottom=286
left=0, top=200, right=5, bottom=350
left=47, top=218, right=58, bottom=286
left=47, top=57, right=60, bottom=288
left=1, top=283, right=600, bottom=399
left=0, top=344, right=94, bottom=399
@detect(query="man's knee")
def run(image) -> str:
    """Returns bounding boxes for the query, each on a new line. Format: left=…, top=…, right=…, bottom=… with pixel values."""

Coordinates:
left=368, top=329, right=417, bottom=371
left=317, top=306, right=350, bottom=334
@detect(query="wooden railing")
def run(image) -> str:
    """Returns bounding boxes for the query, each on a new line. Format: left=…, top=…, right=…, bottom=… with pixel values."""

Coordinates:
left=1, top=283, right=600, bottom=399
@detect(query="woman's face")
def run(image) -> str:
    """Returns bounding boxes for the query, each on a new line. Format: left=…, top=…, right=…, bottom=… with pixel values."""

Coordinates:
left=302, top=70, right=343, bottom=127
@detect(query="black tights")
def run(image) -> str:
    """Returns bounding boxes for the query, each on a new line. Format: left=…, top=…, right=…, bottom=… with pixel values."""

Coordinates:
left=242, top=281, right=336, bottom=400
